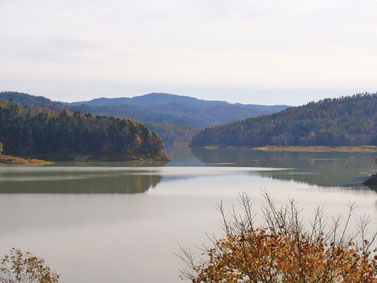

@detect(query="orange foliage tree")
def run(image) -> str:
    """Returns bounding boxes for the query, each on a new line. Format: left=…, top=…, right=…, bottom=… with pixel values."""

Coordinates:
left=0, top=248, right=60, bottom=282
left=177, top=192, right=377, bottom=282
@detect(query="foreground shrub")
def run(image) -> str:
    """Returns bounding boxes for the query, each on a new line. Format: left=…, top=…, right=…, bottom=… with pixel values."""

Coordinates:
left=177, top=192, right=377, bottom=282
left=0, top=248, right=60, bottom=282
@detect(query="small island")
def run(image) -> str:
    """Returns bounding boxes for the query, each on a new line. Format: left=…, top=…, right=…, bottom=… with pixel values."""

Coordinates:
left=363, top=172, right=377, bottom=190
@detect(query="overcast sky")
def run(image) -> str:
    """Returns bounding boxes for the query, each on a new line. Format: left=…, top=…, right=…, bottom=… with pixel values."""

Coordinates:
left=0, top=0, right=376, bottom=105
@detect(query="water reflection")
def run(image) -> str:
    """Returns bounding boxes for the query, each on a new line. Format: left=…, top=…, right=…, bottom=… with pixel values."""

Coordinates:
left=1, top=147, right=376, bottom=194
left=0, top=148, right=376, bottom=282
left=164, top=146, right=206, bottom=166
left=191, top=147, right=377, bottom=189
left=0, top=168, right=162, bottom=194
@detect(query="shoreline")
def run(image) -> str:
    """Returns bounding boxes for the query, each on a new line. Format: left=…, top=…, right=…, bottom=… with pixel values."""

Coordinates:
left=0, top=153, right=169, bottom=166
left=197, top=145, right=377, bottom=153
left=0, top=155, right=54, bottom=166
left=252, top=146, right=377, bottom=153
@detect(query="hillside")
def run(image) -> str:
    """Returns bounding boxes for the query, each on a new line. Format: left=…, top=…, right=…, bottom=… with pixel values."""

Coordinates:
left=69, top=93, right=289, bottom=127
left=0, top=92, right=199, bottom=143
left=144, top=123, right=201, bottom=145
left=0, top=91, right=65, bottom=110
left=191, top=93, right=377, bottom=147
left=0, top=101, right=167, bottom=161
left=1, top=91, right=288, bottom=144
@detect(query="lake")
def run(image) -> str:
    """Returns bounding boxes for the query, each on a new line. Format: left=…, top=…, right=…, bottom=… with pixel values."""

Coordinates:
left=0, top=146, right=376, bottom=282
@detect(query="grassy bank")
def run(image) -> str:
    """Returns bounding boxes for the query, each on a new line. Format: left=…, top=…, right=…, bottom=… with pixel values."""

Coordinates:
left=0, top=155, right=54, bottom=166
left=251, top=145, right=377, bottom=153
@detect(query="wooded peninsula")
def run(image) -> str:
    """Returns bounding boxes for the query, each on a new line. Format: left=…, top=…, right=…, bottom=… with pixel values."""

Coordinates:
left=0, top=101, right=168, bottom=162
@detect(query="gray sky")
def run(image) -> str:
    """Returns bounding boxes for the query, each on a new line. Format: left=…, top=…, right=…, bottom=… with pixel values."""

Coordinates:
left=0, top=0, right=376, bottom=105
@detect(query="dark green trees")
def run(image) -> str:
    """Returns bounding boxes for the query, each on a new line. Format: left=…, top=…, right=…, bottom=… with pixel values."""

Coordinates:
left=0, top=101, right=166, bottom=160
left=191, top=93, right=377, bottom=147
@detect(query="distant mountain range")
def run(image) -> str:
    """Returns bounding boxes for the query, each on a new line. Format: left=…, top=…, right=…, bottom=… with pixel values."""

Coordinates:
left=191, top=93, right=377, bottom=147
left=68, top=93, right=289, bottom=127
left=0, top=91, right=289, bottom=144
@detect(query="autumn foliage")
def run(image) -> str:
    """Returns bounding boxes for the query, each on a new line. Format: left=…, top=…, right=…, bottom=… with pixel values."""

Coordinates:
left=178, top=193, right=377, bottom=282
left=0, top=248, right=60, bottom=282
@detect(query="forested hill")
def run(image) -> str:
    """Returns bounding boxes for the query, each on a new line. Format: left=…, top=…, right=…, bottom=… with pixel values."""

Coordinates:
left=191, top=93, right=377, bottom=147
left=0, top=101, right=167, bottom=161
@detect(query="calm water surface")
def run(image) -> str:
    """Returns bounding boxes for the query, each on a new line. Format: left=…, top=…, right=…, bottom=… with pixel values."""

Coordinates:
left=0, top=147, right=376, bottom=282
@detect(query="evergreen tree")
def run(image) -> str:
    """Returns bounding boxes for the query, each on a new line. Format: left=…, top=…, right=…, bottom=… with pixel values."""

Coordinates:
left=0, top=101, right=167, bottom=160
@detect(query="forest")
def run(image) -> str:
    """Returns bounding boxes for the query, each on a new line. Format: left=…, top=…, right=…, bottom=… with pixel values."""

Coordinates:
left=191, top=93, right=377, bottom=147
left=0, top=101, right=167, bottom=160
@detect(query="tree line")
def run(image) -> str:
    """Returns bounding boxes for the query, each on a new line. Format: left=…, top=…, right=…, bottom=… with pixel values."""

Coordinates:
left=0, top=101, right=166, bottom=160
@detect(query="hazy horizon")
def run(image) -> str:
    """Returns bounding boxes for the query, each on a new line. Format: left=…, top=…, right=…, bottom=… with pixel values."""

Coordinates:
left=1, top=0, right=376, bottom=105
left=3, top=89, right=376, bottom=107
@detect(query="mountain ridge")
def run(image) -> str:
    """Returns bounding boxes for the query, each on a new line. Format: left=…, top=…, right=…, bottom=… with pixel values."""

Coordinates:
left=69, top=92, right=289, bottom=110
left=0, top=91, right=290, bottom=144
left=191, top=93, right=377, bottom=147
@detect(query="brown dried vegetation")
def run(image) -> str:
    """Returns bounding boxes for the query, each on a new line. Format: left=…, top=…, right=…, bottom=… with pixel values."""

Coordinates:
left=177, top=192, right=377, bottom=282
left=0, top=248, right=60, bottom=282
